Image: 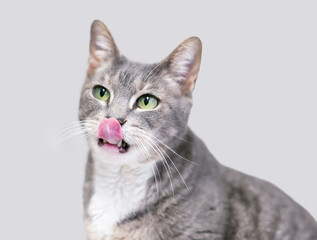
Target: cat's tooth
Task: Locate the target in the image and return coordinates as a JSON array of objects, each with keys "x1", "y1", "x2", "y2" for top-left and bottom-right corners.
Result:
[
  {"x1": 103, "y1": 139, "x2": 107, "y2": 144},
  {"x1": 117, "y1": 140, "x2": 123, "y2": 148}
]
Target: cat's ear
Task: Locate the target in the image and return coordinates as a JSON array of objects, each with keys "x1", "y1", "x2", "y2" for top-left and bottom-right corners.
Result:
[
  {"x1": 165, "y1": 37, "x2": 202, "y2": 96},
  {"x1": 88, "y1": 20, "x2": 119, "y2": 73}
]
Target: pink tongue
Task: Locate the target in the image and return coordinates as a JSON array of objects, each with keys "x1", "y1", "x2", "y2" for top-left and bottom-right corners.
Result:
[{"x1": 98, "y1": 118, "x2": 122, "y2": 145}]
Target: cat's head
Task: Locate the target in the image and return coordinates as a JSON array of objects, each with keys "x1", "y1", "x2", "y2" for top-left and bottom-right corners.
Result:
[{"x1": 79, "y1": 20, "x2": 202, "y2": 165}]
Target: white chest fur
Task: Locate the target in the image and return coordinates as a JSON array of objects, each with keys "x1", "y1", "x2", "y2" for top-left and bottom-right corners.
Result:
[{"x1": 86, "y1": 163, "x2": 153, "y2": 239}]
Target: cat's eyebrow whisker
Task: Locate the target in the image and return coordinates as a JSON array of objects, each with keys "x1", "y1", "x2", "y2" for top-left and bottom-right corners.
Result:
[
  {"x1": 143, "y1": 58, "x2": 167, "y2": 82},
  {"x1": 121, "y1": 72, "x2": 128, "y2": 82}
]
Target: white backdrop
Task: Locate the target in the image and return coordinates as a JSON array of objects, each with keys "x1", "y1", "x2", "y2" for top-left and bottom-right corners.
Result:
[{"x1": 0, "y1": 1, "x2": 316, "y2": 239}]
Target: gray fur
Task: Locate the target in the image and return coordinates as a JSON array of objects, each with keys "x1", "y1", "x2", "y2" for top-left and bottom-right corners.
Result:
[{"x1": 79, "y1": 20, "x2": 317, "y2": 240}]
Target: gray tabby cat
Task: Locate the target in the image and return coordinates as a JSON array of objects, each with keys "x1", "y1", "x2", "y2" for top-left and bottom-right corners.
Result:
[{"x1": 79, "y1": 20, "x2": 317, "y2": 240}]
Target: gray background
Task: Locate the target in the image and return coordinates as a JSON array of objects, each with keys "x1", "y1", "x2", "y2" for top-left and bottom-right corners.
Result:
[{"x1": 0, "y1": 1, "x2": 316, "y2": 239}]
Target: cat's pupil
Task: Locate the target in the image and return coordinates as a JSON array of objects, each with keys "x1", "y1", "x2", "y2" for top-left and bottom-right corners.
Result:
[
  {"x1": 100, "y1": 88, "x2": 106, "y2": 97},
  {"x1": 144, "y1": 96, "x2": 150, "y2": 105}
]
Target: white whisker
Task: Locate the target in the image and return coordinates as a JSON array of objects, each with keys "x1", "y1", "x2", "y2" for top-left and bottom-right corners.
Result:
[
  {"x1": 137, "y1": 135, "x2": 175, "y2": 196},
  {"x1": 53, "y1": 127, "x2": 93, "y2": 143},
  {"x1": 129, "y1": 128, "x2": 190, "y2": 192},
  {"x1": 141, "y1": 129, "x2": 198, "y2": 165},
  {"x1": 135, "y1": 137, "x2": 162, "y2": 182},
  {"x1": 143, "y1": 59, "x2": 168, "y2": 82},
  {"x1": 141, "y1": 134, "x2": 189, "y2": 192},
  {"x1": 52, "y1": 120, "x2": 98, "y2": 147},
  {"x1": 135, "y1": 137, "x2": 159, "y2": 197}
]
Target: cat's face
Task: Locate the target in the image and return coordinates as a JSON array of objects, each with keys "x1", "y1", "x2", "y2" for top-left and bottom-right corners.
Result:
[{"x1": 79, "y1": 20, "x2": 202, "y2": 165}]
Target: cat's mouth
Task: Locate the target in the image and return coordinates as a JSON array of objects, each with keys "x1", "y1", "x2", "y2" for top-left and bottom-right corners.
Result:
[{"x1": 98, "y1": 138, "x2": 130, "y2": 153}]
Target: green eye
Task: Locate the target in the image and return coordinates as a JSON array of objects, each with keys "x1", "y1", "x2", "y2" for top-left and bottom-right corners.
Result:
[
  {"x1": 137, "y1": 95, "x2": 159, "y2": 110},
  {"x1": 92, "y1": 86, "x2": 110, "y2": 101}
]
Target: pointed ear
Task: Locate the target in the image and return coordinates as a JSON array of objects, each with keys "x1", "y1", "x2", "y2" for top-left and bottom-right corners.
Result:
[
  {"x1": 88, "y1": 20, "x2": 119, "y2": 73},
  {"x1": 166, "y1": 37, "x2": 202, "y2": 96}
]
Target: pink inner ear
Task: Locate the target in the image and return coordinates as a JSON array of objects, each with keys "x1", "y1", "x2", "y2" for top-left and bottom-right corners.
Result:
[
  {"x1": 98, "y1": 118, "x2": 122, "y2": 144},
  {"x1": 167, "y1": 37, "x2": 202, "y2": 96}
]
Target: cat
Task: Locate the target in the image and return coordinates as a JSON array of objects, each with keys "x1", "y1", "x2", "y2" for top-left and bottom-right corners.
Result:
[{"x1": 79, "y1": 20, "x2": 317, "y2": 240}]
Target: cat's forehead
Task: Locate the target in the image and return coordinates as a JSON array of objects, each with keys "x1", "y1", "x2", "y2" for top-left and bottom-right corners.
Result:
[{"x1": 103, "y1": 61, "x2": 165, "y2": 94}]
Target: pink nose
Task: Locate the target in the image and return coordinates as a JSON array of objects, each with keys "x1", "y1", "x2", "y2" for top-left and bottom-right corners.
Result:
[{"x1": 98, "y1": 118, "x2": 122, "y2": 144}]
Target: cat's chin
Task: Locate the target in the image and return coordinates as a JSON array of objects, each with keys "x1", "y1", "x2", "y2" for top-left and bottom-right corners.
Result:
[
  {"x1": 88, "y1": 137, "x2": 142, "y2": 165},
  {"x1": 98, "y1": 138, "x2": 130, "y2": 153}
]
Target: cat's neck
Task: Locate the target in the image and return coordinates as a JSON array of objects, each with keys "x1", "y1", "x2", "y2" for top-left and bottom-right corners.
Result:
[
  {"x1": 85, "y1": 128, "x2": 201, "y2": 239},
  {"x1": 86, "y1": 160, "x2": 154, "y2": 238}
]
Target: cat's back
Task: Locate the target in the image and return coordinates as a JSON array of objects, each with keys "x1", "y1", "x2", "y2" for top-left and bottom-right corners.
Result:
[
  {"x1": 189, "y1": 133, "x2": 317, "y2": 239},
  {"x1": 220, "y1": 165, "x2": 317, "y2": 239}
]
